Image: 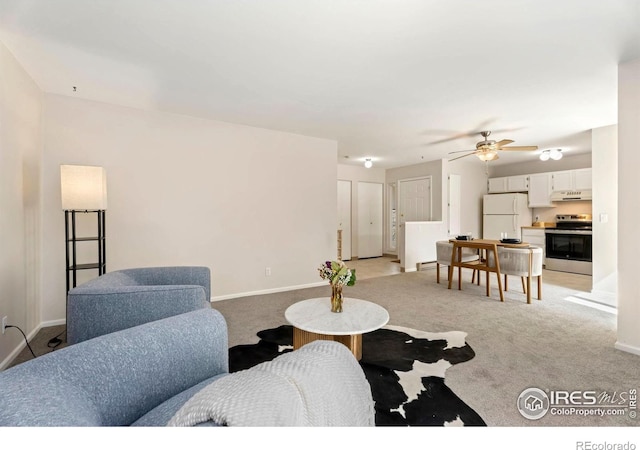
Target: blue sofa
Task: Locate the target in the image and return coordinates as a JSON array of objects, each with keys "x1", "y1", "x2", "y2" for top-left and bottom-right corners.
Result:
[
  {"x1": 0, "y1": 309, "x2": 228, "y2": 426},
  {"x1": 0, "y1": 308, "x2": 375, "y2": 426},
  {"x1": 67, "y1": 266, "x2": 211, "y2": 344}
]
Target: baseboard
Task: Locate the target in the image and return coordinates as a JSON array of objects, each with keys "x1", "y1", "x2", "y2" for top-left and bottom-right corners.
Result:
[
  {"x1": 1, "y1": 317, "x2": 66, "y2": 370},
  {"x1": 41, "y1": 318, "x2": 66, "y2": 327},
  {"x1": 614, "y1": 341, "x2": 640, "y2": 356},
  {"x1": 210, "y1": 281, "x2": 327, "y2": 302},
  {"x1": 0, "y1": 323, "x2": 43, "y2": 371}
]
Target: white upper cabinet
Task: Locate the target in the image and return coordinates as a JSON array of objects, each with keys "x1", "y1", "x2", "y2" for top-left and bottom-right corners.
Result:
[
  {"x1": 551, "y1": 168, "x2": 592, "y2": 191},
  {"x1": 528, "y1": 172, "x2": 554, "y2": 207},
  {"x1": 551, "y1": 170, "x2": 573, "y2": 191},
  {"x1": 489, "y1": 168, "x2": 591, "y2": 207},
  {"x1": 507, "y1": 175, "x2": 529, "y2": 192},
  {"x1": 488, "y1": 177, "x2": 508, "y2": 193},
  {"x1": 573, "y1": 168, "x2": 592, "y2": 190},
  {"x1": 488, "y1": 175, "x2": 529, "y2": 193}
]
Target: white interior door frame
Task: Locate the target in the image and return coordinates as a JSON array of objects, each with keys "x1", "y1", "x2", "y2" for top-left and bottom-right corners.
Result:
[
  {"x1": 386, "y1": 182, "x2": 397, "y2": 253},
  {"x1": 337, "y1": 179, "x2": 352, "y2": 260}
]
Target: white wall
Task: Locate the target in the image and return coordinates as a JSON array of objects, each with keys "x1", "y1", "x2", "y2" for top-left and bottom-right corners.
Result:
[
  {"x1": 40, "y1": 95, "x2": 338, "y2": 321},
  {"x1": 337, "y1": 164, "x2": 385, "y2": 257},
  {"x1": 591, "y1": 125, "x2": 617, "y2": 301},
  {"x1": 446, "y1": 158, "x2": 487, "y2": 239},
  {"x1": 0, "y1": 41, "x2": 42, "y2": 368},
  {"x1": 617, "y1": 59, "x2": 640, "y2": 355}
]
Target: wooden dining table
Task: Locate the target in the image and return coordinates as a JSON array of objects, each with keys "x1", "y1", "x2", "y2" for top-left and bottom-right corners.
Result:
[{"x1": 447, "y1": 239, "x2": 530, "y2": 302}]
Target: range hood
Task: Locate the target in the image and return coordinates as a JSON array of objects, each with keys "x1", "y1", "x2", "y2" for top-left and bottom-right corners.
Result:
[{"x1": 550, "y1": 189, "x2": 592, "y2": 202}]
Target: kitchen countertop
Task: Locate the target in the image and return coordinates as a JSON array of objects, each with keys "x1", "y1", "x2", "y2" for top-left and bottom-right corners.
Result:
[{"x1": 523, "y1": 223, "x2": 556, "y2": 229}]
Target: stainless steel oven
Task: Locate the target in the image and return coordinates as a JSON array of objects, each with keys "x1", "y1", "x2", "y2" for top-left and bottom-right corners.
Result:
[{"x1": 545, "y1": 214, "x2": 592, "y2": 275}]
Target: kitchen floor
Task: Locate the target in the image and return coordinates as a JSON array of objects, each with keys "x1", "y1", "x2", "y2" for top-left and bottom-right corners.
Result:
[{"x1": 348, "y1": 255, "x2": 593, "y2": 293}]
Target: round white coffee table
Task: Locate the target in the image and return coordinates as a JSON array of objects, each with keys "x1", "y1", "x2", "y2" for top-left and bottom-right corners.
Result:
[{"x1": 284, "y1": 297, "x2": 389, "y2": 360}]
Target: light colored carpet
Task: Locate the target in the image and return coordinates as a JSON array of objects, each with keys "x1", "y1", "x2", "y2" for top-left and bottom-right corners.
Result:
[{"x1": 212, "y1": 266, "x2": 640, "y2": 427}]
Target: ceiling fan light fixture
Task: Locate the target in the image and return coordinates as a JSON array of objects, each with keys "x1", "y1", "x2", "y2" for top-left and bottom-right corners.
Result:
[
  {"x1": 540, "y1": 149, "x2": 562, "y2": 161},
  {"x1": 550, "y1": 149, "x2": 563, "y2": 160},
  {"x1": 364, "y1": 158, "x2": 373, "y2": 168},
  {"x1": 476, "y1": 151, "x2": 498, "y2": 162}
]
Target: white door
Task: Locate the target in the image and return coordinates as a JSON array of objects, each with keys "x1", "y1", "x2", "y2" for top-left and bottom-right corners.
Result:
[
  {"x1": 337, "y1": 180, "x2": 352, "y2": 261},
  {"x1": 357, "y1": 182, "x2": 383, "y2": 258},
  {"x1": 399, "y1": 177, "x2": 431, "y2": 224}
]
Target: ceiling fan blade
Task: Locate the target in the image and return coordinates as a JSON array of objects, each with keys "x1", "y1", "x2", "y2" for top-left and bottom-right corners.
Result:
[
  {"x1": 485, "y1": 126, "x2": 525, "y2": 135},
  {"x1": 448, "y1": 152, "x2": 476, "y2": 162},
  {"x1": 500, "y1": 145, "x2": 538, "y2": 151},
  {"x1": 427, "y1": 119, "x2": 499, "y2": 145},
  {"x1": 496, "y1": 139, "x2": 514, "y2": 148},
  {"x1": 448, "y1": 148, "x2": 476, "y2": 154},
  {"x1": 429, "y1": 133, "x2": 477, "y2": 145}
]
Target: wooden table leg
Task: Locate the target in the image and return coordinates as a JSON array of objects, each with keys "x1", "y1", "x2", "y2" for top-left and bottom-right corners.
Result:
[
  {"x1": 496, "y1": 272, "x2": 505, "y2": 302},
  {"x1": 486, "y1": 270, "x2": 490, "y2": 296},
  {"x1": 526, "y1": 250, "x2": 532, "y2": 304},
  {"x1": 448, "y1": 245, "x2": 456, "y2": 290},
  {"x1": 538, "y1": 275, "x2": 542, "y2": 300},
  {"x1": 293, "y1": 327, "x2": 362, "y2": 360},
  {"x1": 335, "y1": 334, "x2": 362, "y2": 361},
  {"x1": 457, "y1": 248, "x2": 462, "y2": 290}
]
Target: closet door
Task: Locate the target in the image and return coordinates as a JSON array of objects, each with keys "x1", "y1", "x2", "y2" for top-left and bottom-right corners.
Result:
[
  {"x1": 337, "y1": 180, "x2": 352, "y2": 260},
  {"x1": 357, "y1": 182, "x2": 383, "y2": 258}
]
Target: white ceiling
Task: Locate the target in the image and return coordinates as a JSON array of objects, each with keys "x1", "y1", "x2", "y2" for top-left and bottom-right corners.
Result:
[{"x1": 1, "y1": 0, "x2": 639, "y2": 168}]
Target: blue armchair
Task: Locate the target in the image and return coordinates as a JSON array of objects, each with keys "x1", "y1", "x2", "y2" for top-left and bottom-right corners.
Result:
[
  {"x1": 67, "y1": 266, "x2": 211, "y2": 344},
  {"x1": 0, "y1": 309, "x2": 229, "y2": 426}
]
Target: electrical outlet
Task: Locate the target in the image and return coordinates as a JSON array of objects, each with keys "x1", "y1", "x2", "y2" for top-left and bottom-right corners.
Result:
[
  {"x1": 265, "y1": 267, "x2": 271, "y2": 277},
  {"x1": 1, "y1": 316, "x2": 7, "y2": 334}
]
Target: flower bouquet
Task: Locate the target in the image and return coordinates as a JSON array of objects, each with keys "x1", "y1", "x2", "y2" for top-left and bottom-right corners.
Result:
[{"x1": 318, "y1": 260, "x2": 356, "y2": 312}]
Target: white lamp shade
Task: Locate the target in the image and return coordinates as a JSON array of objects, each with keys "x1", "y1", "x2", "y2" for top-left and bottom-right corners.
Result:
[
  {"x1": 61, "y1": 165, "x2": 108, "y2": 210},
  {"x1": 477, "y1": 151, "x2": 498, "y2": 161},
  {"x1": 539, "y1": 151, "x2": 550, "y2": 161}
]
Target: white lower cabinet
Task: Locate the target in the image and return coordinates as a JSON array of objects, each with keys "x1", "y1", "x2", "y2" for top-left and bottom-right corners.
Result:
[{"x1": 521, "y1": 228, "x2": 546, "y2": 265}]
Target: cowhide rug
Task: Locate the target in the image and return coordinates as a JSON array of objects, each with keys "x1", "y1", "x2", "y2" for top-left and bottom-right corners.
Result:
[{"x1": 229, "y1": 324, "x2": 486, "y2": 426}]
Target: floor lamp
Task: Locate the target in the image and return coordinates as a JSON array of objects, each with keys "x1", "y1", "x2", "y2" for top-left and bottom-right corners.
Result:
[{"x1": 55, "y1": 165, "x2": 108, "y2": 346}]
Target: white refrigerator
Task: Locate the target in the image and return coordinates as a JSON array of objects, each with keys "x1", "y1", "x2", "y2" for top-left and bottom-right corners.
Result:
[{"x1": 482, "y1": 193, "x2": 532, "y2": 240}]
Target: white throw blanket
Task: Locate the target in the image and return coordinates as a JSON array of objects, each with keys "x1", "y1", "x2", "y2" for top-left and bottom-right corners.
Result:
[{"x1": 168, "y1": 340, "x2": 375, "y2": 427}]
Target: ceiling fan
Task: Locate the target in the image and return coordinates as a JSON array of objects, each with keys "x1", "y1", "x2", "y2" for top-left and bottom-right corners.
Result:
[{"x1": 449, "y1": 131, "x2": 538, "y2": 162}]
